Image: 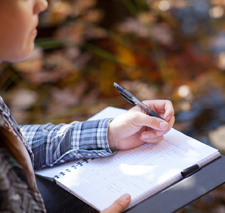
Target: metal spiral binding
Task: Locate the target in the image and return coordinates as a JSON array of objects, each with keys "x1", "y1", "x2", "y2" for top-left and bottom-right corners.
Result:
[{"x1": 54, "y1": 158, "x2": 93, "y2": 179}]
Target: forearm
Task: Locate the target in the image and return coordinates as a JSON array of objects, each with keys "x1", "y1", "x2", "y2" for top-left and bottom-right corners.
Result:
[{"x1": 20, "y1": 118, "x2": 114, "y2": 170}]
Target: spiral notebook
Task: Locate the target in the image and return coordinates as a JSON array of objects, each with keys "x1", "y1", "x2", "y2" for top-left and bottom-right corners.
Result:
[{"x1": 35, "y1": 107, "x2": 221, "y2": 211}]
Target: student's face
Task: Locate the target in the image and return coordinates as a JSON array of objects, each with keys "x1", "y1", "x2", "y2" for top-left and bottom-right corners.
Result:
[{"x1": 0, "y1": 0, "x2": 48, "y2": 63}]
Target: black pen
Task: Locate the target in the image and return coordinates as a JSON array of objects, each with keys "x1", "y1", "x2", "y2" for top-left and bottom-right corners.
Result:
[{"x1": 114, "y1": 82, "x2": 164, "y2": 120}]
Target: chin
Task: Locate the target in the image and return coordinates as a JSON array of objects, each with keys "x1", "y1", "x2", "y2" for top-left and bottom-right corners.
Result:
[
  {"x1": 8, "y1": 56, "x2": 30, "y2": 63},
  {"x1": 11, "y1": 47, "x2": 34, "y2": 63}
]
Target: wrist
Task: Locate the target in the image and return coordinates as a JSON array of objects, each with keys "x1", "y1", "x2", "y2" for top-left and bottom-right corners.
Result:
[{"x1": 108, "y1": 121, "x2": 119, "y2": 151}]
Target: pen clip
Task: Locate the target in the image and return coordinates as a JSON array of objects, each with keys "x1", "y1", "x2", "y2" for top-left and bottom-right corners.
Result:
[{"x1": 120, "y1": 93, "x2": 136, "y2": 105}]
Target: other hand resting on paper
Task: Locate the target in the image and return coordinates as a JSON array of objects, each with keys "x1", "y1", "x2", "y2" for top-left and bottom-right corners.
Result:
[
  {"x1": 108, "y1": 100, "x2": 175, "y2": 151},
  {"x1": 101, "y1": 194, "x2": 131, "y2": 213}
]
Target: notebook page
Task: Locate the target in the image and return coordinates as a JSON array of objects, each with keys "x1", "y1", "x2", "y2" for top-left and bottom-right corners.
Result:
[
  {"x1": 56, "y1": 128, "x2": 220, "y2": 211},
  {"x1": 88, "y1": 107, "x2": 127, "y2": 120}
]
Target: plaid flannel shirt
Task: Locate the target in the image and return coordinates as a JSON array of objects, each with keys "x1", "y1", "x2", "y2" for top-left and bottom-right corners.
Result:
[{"x1": 0, "y1": 96, "x2": 114, "y2": 212}]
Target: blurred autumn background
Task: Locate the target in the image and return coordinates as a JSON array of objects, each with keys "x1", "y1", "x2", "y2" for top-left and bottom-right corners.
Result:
[{"x1": 1, "y1": 0, "x2": 225, "y2": 212}]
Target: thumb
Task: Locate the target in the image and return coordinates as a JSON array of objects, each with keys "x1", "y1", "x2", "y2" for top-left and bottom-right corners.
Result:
[{"x1": 101, "y1": 194, "x2": 131, "y2": 213}]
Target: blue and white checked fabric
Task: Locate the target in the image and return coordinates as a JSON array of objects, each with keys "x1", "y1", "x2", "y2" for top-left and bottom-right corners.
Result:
[{"x1": 20, "y1": 118, "x2": 114, "y2": 170}]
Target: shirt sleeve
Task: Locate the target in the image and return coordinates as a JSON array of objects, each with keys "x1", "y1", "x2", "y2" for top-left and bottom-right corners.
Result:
[{"x1": 20, "y1": 118, "x2": 115, "y2": 170}]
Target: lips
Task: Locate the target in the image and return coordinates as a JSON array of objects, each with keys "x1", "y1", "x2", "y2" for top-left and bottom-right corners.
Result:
[
  {"x1": 30, "y1": 28, "x2": 37, "y2": 36},
  {"x1": 30, "y1": 23, "x2": 38, "y2": 36}
]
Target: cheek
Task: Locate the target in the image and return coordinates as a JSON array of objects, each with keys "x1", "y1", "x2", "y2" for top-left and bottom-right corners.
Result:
[{"x1": 0, "y1": 0, "x2": 35, "y2": 62}]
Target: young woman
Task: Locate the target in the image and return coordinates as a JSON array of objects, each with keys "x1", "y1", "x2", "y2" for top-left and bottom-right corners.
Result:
[{"x1": 0, "y1": 0, "x2": 175, "y2": 212}]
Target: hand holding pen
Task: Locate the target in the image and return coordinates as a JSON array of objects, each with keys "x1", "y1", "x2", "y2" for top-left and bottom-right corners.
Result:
[{"x1": 107, "y1": 82, "x2": 175, "y2": 151}]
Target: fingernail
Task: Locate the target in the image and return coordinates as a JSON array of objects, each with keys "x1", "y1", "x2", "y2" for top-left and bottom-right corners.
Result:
[
  {"x1": 141, "y1": 133, "x2": 149, "y2": 140},
  {"x1": 156, "y1": 130, "x2": 165, "y2": 136},
  {"x1": 122, "y1": 193, "x2": 131, "y2": 201},
  {"x1": 159, "y1": 121, "x2": 168, "y2": 130}
]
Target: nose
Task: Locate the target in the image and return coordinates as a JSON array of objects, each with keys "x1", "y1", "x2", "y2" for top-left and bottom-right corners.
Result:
[{"x1": 34, "y1": 0, "x2": 48, "y2": 14}]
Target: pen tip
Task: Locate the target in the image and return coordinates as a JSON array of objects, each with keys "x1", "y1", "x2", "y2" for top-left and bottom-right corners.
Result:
[{"x1": 113, "y1": 82, "x2": 118, "y2": 87}]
